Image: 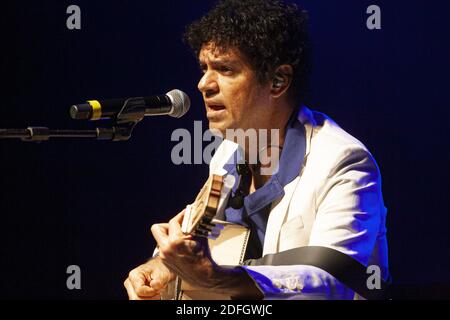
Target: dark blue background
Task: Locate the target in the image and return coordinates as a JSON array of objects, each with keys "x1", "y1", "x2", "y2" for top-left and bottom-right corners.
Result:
[{"x1": 0, "y1": 0, "x2": 449, "y2": 299}]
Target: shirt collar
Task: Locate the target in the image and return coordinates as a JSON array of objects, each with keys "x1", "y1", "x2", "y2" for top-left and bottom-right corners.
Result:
[{"x1": 222, "y1": 108, "x2": 307, "y2": 215}]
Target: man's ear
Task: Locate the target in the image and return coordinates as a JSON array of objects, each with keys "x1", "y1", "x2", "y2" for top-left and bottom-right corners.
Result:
[{"x1": 270, "y1": 65, "x2": 293, "y2": 98}]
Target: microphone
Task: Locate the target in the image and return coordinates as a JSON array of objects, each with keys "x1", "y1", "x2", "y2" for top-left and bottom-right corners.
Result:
[{"x1": 70, "y1": 89, "x2": 190, "y2": 120}]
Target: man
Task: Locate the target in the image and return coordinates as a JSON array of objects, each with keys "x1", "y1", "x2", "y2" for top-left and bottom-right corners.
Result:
[{"x1": 124, "y1": 0, "x2": 389, "y2": 300}]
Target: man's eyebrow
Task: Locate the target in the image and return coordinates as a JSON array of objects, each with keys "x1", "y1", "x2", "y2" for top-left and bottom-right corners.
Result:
[{"x1": 198, "y1": 58, "x2": 239, "y2": 67}]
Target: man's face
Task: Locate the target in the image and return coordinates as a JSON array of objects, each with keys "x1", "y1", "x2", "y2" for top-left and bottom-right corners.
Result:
[{"x1": 197, "y1": 43, "x2": 272, "y2": 135}]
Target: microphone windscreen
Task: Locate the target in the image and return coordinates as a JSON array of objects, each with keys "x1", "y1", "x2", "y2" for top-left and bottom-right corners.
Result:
[{"x1": 167, "y1": 89, "x2": 190, "y2": 118}]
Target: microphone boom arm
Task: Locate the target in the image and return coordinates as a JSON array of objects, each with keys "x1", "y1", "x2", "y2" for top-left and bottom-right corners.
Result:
[{"x1": 0, "y1": 97, "x2": 147, "y2": 142}]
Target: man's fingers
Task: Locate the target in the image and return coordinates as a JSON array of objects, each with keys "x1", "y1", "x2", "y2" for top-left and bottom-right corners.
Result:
[
  {"x1": 127, "y1": 270, "x2": 146, "y2": 292},
  {"x1": 150, "y1": 223, "x2": 169, "y2": 235},
  {"x1": 151, "y1": 223, "x2": 170, "y2": 249},
  {"x1": 150, "y1": 265, "x2": 172, "y2": 290},
  {"x1": 124, "y1": 278, "x2": 140, "y2": 300},
  {"x1": 168, "y1": 210, "x2": 186, "y2": 242},
  {"x1": 152, "y1": 210, "x2": 191, "y2": 255},
  {"x1": 173, "y1": 209, "x2": 186, "y2": 224},
  {"x1": 125, "y1": 272, "x2": 162, "y2": 300},
  {"x1": 149, "y1": 269, "x2": 166, "y2": 290},
  {"x1": 125, "y1": 278, "x2": 161, "y2": 300},
  {"x1": 135, "y1": 284, "x2": 160, "y2": 297},
  {"x1": 149, "y1": 278, "x2": 165, "y2": 291}
]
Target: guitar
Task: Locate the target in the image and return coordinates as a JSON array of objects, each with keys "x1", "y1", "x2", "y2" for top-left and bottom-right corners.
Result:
[{"x1": 160, "y1": 173, "x2": 251, "y2": 300}]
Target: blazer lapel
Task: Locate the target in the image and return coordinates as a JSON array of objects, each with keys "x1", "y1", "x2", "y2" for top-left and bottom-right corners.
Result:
[
  {"x1": 263, "y1": 176, "x2": 301, "y2": 255},
  {"x1": 263, "y1": 107, "x2": 315, "y2": 255}
]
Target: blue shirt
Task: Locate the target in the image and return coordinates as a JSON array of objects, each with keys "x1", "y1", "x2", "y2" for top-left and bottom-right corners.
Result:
[{"x1": 222, "y1": 113, "x2": 307, "y2": 257}]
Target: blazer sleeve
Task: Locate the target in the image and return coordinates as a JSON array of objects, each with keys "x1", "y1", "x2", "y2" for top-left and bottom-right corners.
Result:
[{"x1": 240, "y1": 145, "x2": 387, "y2": 300}]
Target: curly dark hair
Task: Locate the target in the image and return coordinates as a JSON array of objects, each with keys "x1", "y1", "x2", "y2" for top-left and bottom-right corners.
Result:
[{"x1": 184, "y1": 0, "x2": 311, "y2": 105}]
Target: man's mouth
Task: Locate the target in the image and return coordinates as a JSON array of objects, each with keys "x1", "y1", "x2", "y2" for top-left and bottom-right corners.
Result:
[{"x1": 207, "y1": 104, "x2": 226, "y2": 111}]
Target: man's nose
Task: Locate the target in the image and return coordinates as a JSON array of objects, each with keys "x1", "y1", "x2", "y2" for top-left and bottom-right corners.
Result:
[{"x1": 198, "y1": 72, "x2": 219, "y2": 98}]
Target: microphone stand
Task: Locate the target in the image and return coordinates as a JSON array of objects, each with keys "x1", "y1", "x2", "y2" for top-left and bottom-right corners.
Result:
[{"x1": 0, "y1": 97, "x2": 146, "y2": 142}]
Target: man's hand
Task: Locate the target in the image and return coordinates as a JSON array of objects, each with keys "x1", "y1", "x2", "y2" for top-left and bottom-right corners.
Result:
[
  {"x1": 150, "y1": 211, "x2": 218, "y2": 289},
  {"x1": 123, "y1": 255, "x2": 175, "y2": 300},
  {"x1": 126, "y1": 210, "x2": 262, "y2": 299}
]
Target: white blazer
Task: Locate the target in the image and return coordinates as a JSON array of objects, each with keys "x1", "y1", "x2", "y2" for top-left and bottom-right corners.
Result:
[{"x1": 209, "y1": 106, "x2": 389, "y2": 300}]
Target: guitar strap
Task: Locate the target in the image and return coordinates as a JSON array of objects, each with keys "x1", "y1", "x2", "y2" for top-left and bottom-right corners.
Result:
[{"x1": 243, "y1": 245, "x2": 390, "y2": 300}]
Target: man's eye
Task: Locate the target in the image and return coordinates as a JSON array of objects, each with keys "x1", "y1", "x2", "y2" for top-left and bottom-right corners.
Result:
[{"x1": 220, "y1": 66, "x2": 233, "y2": 73}]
